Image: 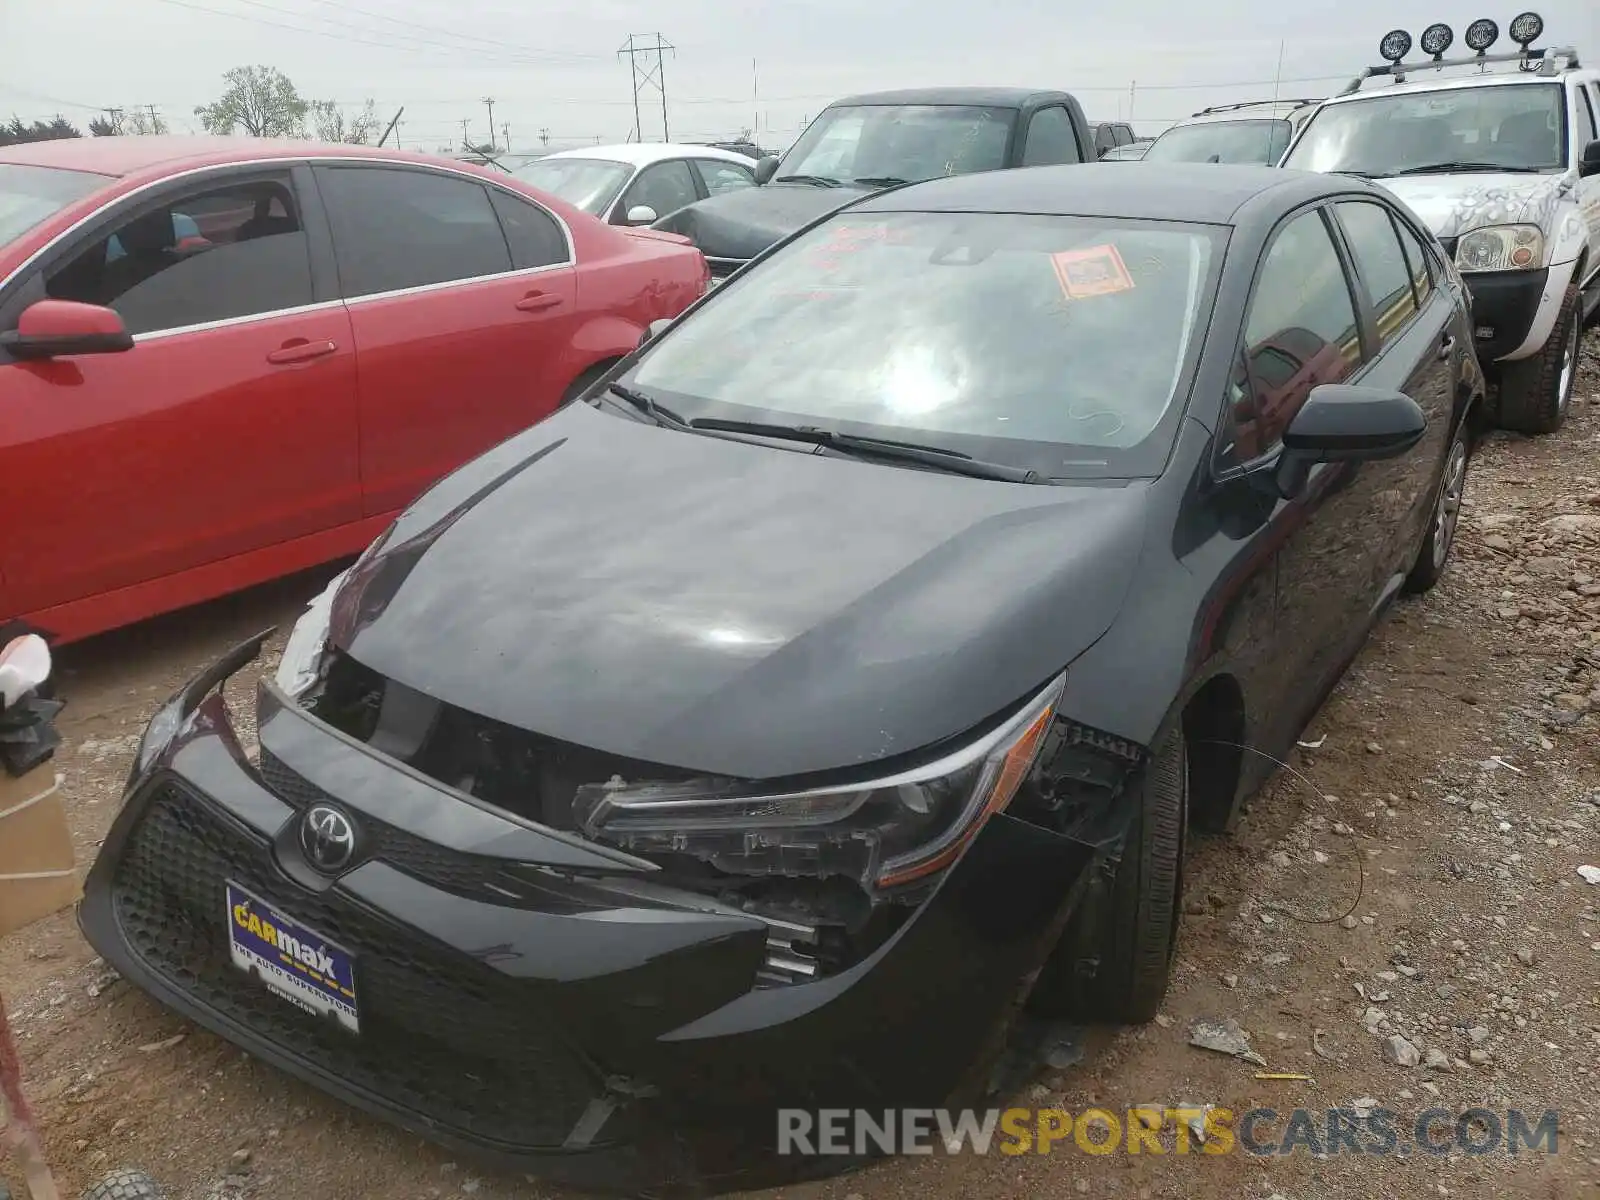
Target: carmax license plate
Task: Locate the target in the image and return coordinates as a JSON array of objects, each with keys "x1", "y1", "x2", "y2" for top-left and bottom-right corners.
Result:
[{"x1": 226, "y1": 882, "x2": 359, "y2": 1034}]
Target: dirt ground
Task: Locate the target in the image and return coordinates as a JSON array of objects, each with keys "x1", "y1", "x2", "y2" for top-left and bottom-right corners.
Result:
[{"x1": 4, "y1": 340, "x2": 1600, "y2": 1200}]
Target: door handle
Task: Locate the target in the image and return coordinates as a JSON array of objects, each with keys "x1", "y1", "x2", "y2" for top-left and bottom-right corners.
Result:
[
  {"x1": 1437, "y1": 334, "x2": 1455, "y2": 362},
  {"x1": 515, "y1": 291, "x2": 564, "y2": 313},
  {"x1": 267, "y1": 339, "x2": 337, "y2": 365}
]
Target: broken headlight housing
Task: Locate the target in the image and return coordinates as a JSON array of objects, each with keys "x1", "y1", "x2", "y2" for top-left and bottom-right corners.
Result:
[
  {"x1": 573, "y1": 673, "x2": 1065, "y2": 892},
  {"x1": 1455, "y1": 224, "x2": 1544, "y2": 273}
]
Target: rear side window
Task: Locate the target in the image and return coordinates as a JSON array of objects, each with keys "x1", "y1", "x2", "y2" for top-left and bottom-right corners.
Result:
[
  {"x1": 1224, "y1": 209, "x2": 1361, "y2": 464},
  {"x1": 696, "y1": 159, "x2": 756, "y2": 195},
  {"x1": 43, "y1": 174, "x2": 312, "y2": 336},
  {"x1": 1022, "y1": 107, "x2": 1084, "y2": 165},
  {"x1": 1335, "y1": 201, "x2": 1420, "y2": 348},
  {"x1": 488, "y1": 189, "x2": 569, "y2": 270},
  {"x1": 318, "y1": 166, "x2": 512, "y2": 298}
]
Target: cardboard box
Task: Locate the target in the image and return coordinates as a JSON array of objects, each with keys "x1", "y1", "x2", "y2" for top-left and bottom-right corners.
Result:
[{"x1": 0, "y1": 768, "x2": 79, "y2": 938}]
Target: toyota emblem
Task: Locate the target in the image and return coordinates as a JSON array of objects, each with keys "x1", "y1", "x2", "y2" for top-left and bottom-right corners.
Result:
[{"x1": 300, "y1": 804, "x2": 358, "y2": 874}]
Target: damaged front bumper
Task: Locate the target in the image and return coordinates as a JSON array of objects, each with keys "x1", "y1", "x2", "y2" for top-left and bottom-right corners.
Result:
[{"x1": 80, "y1": 633, "x2": 1101, "y2": 1194}]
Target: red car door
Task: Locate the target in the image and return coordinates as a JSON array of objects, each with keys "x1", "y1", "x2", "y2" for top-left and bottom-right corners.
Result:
[
  {"x1": 312, "y1": 163, "x2": 581, "y2": 516},
  {"x1": 0, "y1": 166, "x2": 361, "y2": 634}
]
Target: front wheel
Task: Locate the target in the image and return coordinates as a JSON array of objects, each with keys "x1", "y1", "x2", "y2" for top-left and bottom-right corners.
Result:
[
  {"x1": 1404, "y1": 421, "x2": 1471, "y2": 594},
  {"x1": 1028, "y1": 726, "x2": 1186, "y2": 1023},
  {"x1": 1496, "y1": 283, "x2": 1581, "y2": 435},
  {"x1": 80, "y1": 1170, "x2": 165, "y2": 1200}
]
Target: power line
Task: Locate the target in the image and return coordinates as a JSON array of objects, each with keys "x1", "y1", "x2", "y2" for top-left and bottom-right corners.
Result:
[
  {"x1": 142, "y1": 0, "x2": 605, "y2": 68},
  {"x1": 290, "y1": 0, "x2": 603, "y2": 62}
]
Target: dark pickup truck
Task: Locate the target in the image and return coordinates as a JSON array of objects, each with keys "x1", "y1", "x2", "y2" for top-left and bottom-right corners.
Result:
[{"x1": 652, "y1": 86, "x2": 1095, "y2": 282}]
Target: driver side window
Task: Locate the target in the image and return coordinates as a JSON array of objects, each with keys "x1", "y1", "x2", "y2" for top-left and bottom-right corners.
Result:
[
  {"x1": 44, "y1": 174, "x2": 312, "y2": 336},
  {"x1": 615, "y1": 161, "x2": 698, "y2": 224},
  {"x1": 1222, "y1": 208, "x2": 1363, "y2": 467}
]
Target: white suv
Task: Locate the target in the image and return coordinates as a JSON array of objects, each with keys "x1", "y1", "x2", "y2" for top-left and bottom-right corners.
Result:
[{"x1": 1282, "y1": 19, "x2": 1600, "y2": 434}]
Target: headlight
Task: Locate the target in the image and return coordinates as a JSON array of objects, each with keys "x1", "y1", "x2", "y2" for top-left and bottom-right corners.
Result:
[
  {"x1": 573, "y1": 673, "x2": 1065, "y2": 891},
  {"x1": 274, "y1": 569, "x2": 348, "y2": 700},
  {"x1": 1455, "y1": 224, "x2": 1544, "y2": 272}
]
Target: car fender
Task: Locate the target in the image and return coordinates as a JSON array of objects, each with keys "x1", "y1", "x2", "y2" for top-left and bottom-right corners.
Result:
[{"x1": 1505, "y1": 252, "x2": 1581, "y2": 360}]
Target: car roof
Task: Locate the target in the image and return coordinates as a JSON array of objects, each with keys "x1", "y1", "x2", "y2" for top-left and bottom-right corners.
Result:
[
  {"x1": 827, "y1": 87, "x2": 1069, "y2": 109},
  {"x1": 1321, "y1": 68, "x2": 1589, "y2": 107},
  {"x1": 0, "y1": 135, "x2": 514, "y2": 179},
  {"x1": 854, "y1": 162, "x2": 1370, "y2": 224},
  {"x1": 536, "y1": 142, "x2": 754, "y2": 168},
  {"x1": 1181, "y1": 104, "x2": 1311, "y2": 126}
]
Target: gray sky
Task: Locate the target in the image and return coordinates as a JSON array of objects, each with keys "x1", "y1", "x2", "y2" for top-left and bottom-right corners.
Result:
[{"x1": 3, "y1": 0, "x2": 1597, "y2": 152}]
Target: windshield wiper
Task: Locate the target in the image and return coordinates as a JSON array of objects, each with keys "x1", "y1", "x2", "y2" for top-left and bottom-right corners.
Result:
[
  {"x1": 773, "y1": 174, "x2": 842, "y2": 187},
  {"x1": 687, "y1": 418, "x2": 1041, "y2": 483},
  {"x1": 1377, "y1": 162, "x2": 1545, "y2": 177},
  {"x1": 601, "y1": 383, "x2": 691, "y2": 429},
  {"x1": 852, "y1": 176, "x2": 912, "y2": 188}
]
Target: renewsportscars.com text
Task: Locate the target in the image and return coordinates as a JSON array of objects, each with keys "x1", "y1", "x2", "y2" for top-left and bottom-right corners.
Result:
[{"x1": 777, "y1": 1106, "x2": 1559, "y2": 1157}]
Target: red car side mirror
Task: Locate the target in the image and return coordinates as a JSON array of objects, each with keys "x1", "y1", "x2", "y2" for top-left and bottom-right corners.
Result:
[{"x1": 0, "y1": 299, "x2": 134, "y2": 361}]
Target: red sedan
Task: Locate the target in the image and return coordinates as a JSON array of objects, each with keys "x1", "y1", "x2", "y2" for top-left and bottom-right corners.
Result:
[{"x1": 0, "y1": 136, "x2": 709, "y2": 643}]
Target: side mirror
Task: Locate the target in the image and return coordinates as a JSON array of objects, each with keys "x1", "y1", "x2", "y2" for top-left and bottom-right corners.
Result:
[
  {"x1": 1273, "y1": 384, "x2": 1425, "y2": 496},
  {"x1": 753, "y1": 155, "x2": 780, "y2": 185},
  {"x1": 625, "y1": 204, "x2": 659, "y2": 226},
  {"x1": 0, "y1": 300, "x2": 133, "y2": 361},
  {"x1": 639, "y1": 317, "x2": 674, "y2": 348},
  {"x1": 1579, "y1": 138, "x2": 1600, "y2": 179}
]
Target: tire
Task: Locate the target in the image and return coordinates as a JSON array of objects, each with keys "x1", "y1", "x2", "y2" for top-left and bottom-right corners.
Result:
[
  {"x1": 1496, "y1": 283, "x2": 1581, "y2": 435},
  {"x1": 1404, "y1": 420, "x2": 1470, "y2": 594},
  {"x1": 1028, "y1": 726, "x2": 1187, "y2": 1024},
  {"x1": 80, "y1": 1170, "x2": 165, "y2": 1200}
]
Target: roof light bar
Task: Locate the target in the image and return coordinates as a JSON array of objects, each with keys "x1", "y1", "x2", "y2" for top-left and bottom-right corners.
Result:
[
  {"x1": 1420, "y1": 22, "x2": 1454, "y2": 59},
  {"x1": 1464, "y1": 17, "x2": 1500, "y2": 52},
  {"x1": 1508, "y1": 10, "x2": 1543, "y2": 47},
  {"x1": 1379, "y1": 29, "x2": 1413, "y2": 62}
]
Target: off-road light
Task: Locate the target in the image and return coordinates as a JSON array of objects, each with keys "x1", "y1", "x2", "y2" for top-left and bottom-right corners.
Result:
[
  {"x1": 1420, "y1": 23, "x2": 1454, "y2": 58},
  {"x1": 1508, "y1": 11, "x2": 1543, "y2": 47},
  {"x1": 1379, "y1": 29, "x2": 1413, "y2": 62},
  {"x1": 1465, "y1": 18, "x2": 1499, "y2": 52}
]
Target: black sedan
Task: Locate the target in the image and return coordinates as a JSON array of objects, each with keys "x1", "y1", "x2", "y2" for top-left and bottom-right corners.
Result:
[{"x1": 81, "y1": 163, "x2": 1482, "y2": 1194}]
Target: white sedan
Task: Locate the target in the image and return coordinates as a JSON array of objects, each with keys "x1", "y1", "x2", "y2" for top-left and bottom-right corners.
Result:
[{"x1": 512, "y1": 143, "x2": 757, "y2": 227}]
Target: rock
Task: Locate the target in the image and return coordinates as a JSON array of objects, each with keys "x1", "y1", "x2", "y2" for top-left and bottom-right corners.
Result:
[
  {"x1": 1469, "y1": 1048, "x2": 1492, "y2": 1065},
  {"x1": 137, "y1": 1033, "x2": 187, "y2": 1054},
  {"x1": 1384, "y1": 1035, "x2": 1422, "y2": 1067},
  {"x1": 230, "y1": 1148, "x2": 252, "y2": 1168},
  {"x1": 1527, "y1": 556, "x2": 1568, "y2": 577},
  {"x1": 1467, "y1": 1025, "x2": 1491, "y2": 1044},
  {"x1": 1154, "y1": 1013, "x2": 1172, "y2": 1027},
  {"x1": 1545, "y1": 514, "x2": 1600, "y2": 540},
  {"x1": 1578, "y1": 865, "x2": 1600, "y2": 885},
  {"x1": 1351, "y1": 1096, "x2": 1380, "y2": 1119},
  {"x1": 1269, "y1": 850, "x2": 1292, "y2": 869},
  {"x1": 1483, "y1": 534, "x2": 1515, "y2": 552},
  {"x1": 1263, "y1": 952, "x2": 1290, "y2": 967},
  {"x1": 1221, "y1": 973, "x2": 1239, "y2": 989},
  {"x1": 1366, "y1": 741, "x2": 1383, "y2": 754},
  {"x1": 1425, "y1": 1047, "x2": 1453, "y2": 1071},
  {"x1": 1340, "y1": 915, "x2": 1360, "y2": 930},
  {"x1": 1517, "y1": 948, "x2": 1536, "y2": 966},
  {"x1": 1189, "y1": 1017, "x2": 1268, "y2": 1067},
  {"x1": 1361, "y1": 1006, "x2": 1388, "y2": 1032}
]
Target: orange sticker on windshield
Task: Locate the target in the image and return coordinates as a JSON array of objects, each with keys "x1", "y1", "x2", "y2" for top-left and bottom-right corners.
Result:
[{"x1": 1050, "y1": 244, "x2": 1135, "y2": 300}]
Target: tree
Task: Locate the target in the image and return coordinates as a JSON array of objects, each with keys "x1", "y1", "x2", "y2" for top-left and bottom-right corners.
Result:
[
  {"x1": 195, "y1": 66, "x2": 307, "y2": 138},
  {"x1": 311, "y1": 98, "x2": 379, "y2": 145},
  {"x1": 0, "y1": 115, "x2": 81, "y2": 146},
  {"x1": 89, "y1": 114, "x2": 119, "y2": 137}
]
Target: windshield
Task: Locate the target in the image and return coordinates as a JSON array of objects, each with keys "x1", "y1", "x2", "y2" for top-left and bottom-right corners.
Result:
[
  {"x1": 776, "y1": 104, "x2": 1016, "y2": 185},
  {"x1": 1145, "y1": 119, "x2": 1292, "y2": 165},
  {"x1": 1283, "y1": 82, "x2": 1566, "y2": 176},
  {"x1": 626, "y1": 211, "x2": 1223, "y2": 478},
  {"x1": 513, "y1": 157, "x2": 633, "y2": 214},
  {"x1": 0, "y1": 164, "x2": 105, "y2": 246}
]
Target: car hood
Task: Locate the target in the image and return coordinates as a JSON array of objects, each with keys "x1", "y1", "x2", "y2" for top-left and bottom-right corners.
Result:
[
  {"x1": 329, "y1": 404, "x2": 1151, "y2": 781},
  {"x1": 1378, "y1": 173, "x2": 1568, "y2": 240},
  {"x1": 649, "y1": 181, "x2": 874, "y2": 261}
]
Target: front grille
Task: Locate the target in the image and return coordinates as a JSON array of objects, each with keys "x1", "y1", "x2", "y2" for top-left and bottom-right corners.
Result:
[
  {"x1": 258, "y1": 748, "x2": 513, "y2": 897},
  {"x1": 110, "y1": 782, "x2": 602, "y2": 1150}
]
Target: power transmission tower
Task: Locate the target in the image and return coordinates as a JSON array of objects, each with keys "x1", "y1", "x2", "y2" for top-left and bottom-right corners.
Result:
[
  {"x1": 618, "y1": 33, "x2": 674, "y2": 142},
  {"x1": 482, "y1": 97, "x2": 497, "y2": 151},
  {"x1": 103, "y1": 107, "x2": 125, "y2": 135}
]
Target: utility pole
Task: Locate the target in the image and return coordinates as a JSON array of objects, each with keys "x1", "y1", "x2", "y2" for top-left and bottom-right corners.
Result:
[
  {"x1": 539, "y1": 126, "x2": 550, "y2": 147},
  {"x1": 752, "y1": 58, "x2": 758, "y2": 143},
  {"x1": 376, "y1": 105, "x2": 404, "y2": 148},
  {"x1": 618, "y1": 33, "x2": 674, "y2": 142},
  {"x1": 501, "y1": 121, "x2": 511, "y2": 152},
  {"x1": 482, "y1": 97, "x2": 497, "y2": 151},
  {"x1": 1128, "y1": 80, "x2": 1137, "y2": 124},
  {"x1": 104, "y1": 107, "x2": 125, "y2": 135},
  {"x1": 460, "y1": 118, "x2": 471, "y2": 151}
]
